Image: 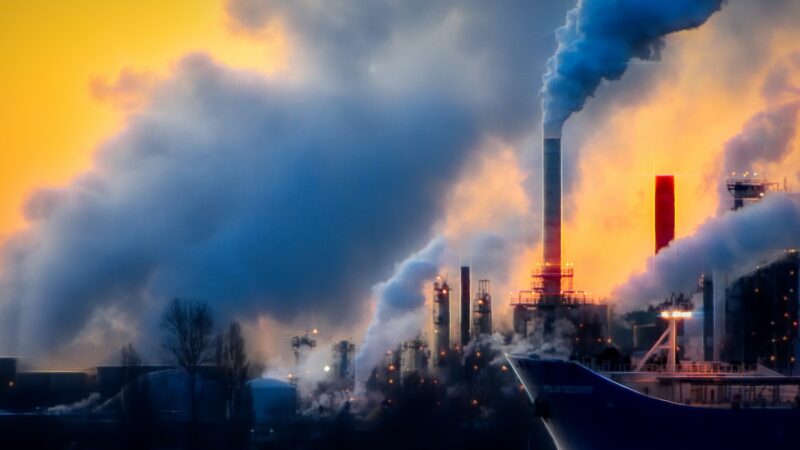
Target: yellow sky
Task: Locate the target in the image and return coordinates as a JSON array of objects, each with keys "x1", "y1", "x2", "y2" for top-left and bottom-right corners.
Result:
[
  {"x1": 553, "y1": 26, "x2": 800, "y2": 300},
  {"x1": 0, "y1": 0, "x2": 285, "y2": 235},
  {"x1": 2, "y1": 1, "x2": 797, "y2": 313}
]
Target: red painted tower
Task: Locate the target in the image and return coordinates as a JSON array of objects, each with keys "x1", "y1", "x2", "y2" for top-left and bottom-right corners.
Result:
[{"x1": 655, "y1": 175, "x2": 675, "y2": 254}]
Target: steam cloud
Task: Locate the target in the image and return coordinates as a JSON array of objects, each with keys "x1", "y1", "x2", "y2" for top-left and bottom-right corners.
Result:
[
  {"x1": 614, "y1": 193, "x2": 800, "y2": 310},
  {"x1": 0, "y1": 1, "x2": 578, "y2": 361},
  {"x1": 0, "y1": 56, "x2": 477, "y2": 357},
  {"x1": 542, "y1": 0, "x2": 723, "y2": 136},
  {"x1": 355, "y1": 237, "x2": 446, "y2": 384},
  {"x1": 718, "y1": 56, "x2": 800, "y2": 211},
  {"x1": 615, "y1": 55, "x2": 800, "y2": 311},
  {"x1": 723, "y1": 102, "x2": 800, "y2": 177}
]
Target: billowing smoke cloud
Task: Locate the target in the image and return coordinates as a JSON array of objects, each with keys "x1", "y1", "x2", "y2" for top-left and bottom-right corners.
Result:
[
  {"x1": 723, "y1": 102, "x2": 800, "y2": 175},
  {"x1": 355, "y1": 237, "x2": 446, "y2": 384},
  {"x1": 614, "y1": 55, "x2": 800, "y2": 311},
  {"x1": 1, "y1": 1, "x2": 586, "y2": 362},
  {"x1": 718, "y1": 57, "x2": 800, "y2": 211},
  {"x1": 0, "y1": 56, "x2": 477, "y2": 357},
  {"x1": 614, "y1": 193, "x2": 800, "y2": 310},
  {"x1": 542, "y1": 0, "x2": 723, "y2": 136}
]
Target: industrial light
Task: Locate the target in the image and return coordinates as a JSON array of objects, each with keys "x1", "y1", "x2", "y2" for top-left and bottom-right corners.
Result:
[
  {"x1": 660, "y1": 310, "x2": 692, "y2": 319},
  {"x1": 324, "y1": 365, "x2": 331, "y2": 372}
]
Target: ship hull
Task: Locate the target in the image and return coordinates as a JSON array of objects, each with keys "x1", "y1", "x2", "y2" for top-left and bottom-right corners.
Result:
[{"x1": 509, "y1": 356, "x2": 800, "y2": 450}]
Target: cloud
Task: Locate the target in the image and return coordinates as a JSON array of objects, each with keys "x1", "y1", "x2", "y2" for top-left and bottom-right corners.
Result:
[
  {"x1": 613, "y1": 193, "x2": 800, "y2": 311},
  {"x1": 541, "y1": 0, "x2": 723, "y2": 136},
  {"x1": 0, "y1": 54, "x2": 480, "y2": 357},
  {"x1": 2, "y1": 1, "x2": 589, "y2": 361},
  {"x1": 722, "y1": 101, "x2": 800, "y2": 177},
  {"x1": 89, "y1": 68, "x2": 158, "y2": 111},
  {"x1": 355, "y1": 237, "x2": 446, "y2": 383},
  {"x1": 4, "y1": 0, "x2": 790, "y2": 369},
  {"x1": 716, "y1": 54, "x2": 800, "y2": 211}
]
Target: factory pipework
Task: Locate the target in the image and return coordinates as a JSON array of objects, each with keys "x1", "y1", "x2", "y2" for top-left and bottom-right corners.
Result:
[{"x1": 543, "y1": 136, "x2": 562, "y2": 303}]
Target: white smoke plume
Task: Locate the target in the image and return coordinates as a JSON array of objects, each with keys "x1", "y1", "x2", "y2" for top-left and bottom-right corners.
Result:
[
  {"x1": 614, "y1": 193, "x2": 800, "y2": 311},
  {"x1": 723, "y1": 101, "x2": 800, "y2": 177},
  {"x1": 542, "y1": 0, "x2": 723, "y2": 136},
  {"x1": 355, "y1": 237, "x2": 447, "y2": 384},
  {"x1": 0, "y1": 0, "x2": 577, "y2": 364},
  {"x1": 718, "y1": 55, "x2": 800, "y2": 211},
  {"x1": 47, "y1": 393, "x2": 102, "y2": 415}
]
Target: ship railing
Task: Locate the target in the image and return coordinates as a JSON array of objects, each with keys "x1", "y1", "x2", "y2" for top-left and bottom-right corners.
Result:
[{"x1": 584, "y1": 362, "x2": 760, "y2": 374}]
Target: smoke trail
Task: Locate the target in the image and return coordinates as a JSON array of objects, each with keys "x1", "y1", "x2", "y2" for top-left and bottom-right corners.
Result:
[
  {"x1": 717, "y1": 101, "x2": 800, "y2": 210},
  {"x1": 717, "y1": 57, "x2": 800, "y2": 211},
  {"x1": 723, "y1": 101, "x2": 800, "y2": 176},
  {"x1": 355, "y1": 237, "x2": 446, "y2": 384},
  {"x1": 0, "y1": 1, "x2": 576, "y2": 363},
  {"x1": 614, "y1": 193, "x2": 800, "y2": 311},
  {"x1": 542, "y1": 0, "x2": 723, "y2": 136}
]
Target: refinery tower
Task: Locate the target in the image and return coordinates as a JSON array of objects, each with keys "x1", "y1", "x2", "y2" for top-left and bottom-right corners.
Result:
[{"x1": 512, "y1": 132, "x2": 608, "y2": 355}]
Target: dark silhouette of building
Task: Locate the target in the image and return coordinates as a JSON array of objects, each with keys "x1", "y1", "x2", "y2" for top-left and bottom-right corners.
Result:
[{"x1": 720, "y1": 251, "x2": 800, "y2": 371}]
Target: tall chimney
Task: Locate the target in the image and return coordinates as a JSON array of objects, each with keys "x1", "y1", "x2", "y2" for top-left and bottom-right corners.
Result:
[
  {"x1": 460, "y1": 266, "x2": 470, "y2": 347},
  {"x1": 432, "y1": 278, "x2": 450, "y2": 367},
  {"x1": 543, "y1": 136, "x2": 562, "y2": 303},
  {"x1": 655, "y1": 175, "x2": 675, "y2": 254}
]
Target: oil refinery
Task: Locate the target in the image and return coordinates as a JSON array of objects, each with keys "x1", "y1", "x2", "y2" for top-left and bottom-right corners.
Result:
[{"x1": 2, "y1": 0, "x2": 800, "y2": 449}]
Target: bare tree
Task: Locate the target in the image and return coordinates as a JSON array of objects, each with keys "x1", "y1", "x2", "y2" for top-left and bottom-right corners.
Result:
[
  {"x1": 216, "y1": 321, "x2": 250, "y2": 420},
  {"x1": 160, "y1": 298, "x2": 215, "y2": 424}
]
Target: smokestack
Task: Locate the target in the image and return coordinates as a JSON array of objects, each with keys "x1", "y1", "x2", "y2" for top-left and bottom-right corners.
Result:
[
  {"x1": 432, "y1": 277, "x2": 450, "y2": 366},
  {"x1": 655, "y1": 175, "x2": 675, "y2": 254},
  {"x1": 460, "y1": 266, "x2": 470, "y2": 347},
  {"x1": 543, "y1": 136, "x2": 562, "y2": 303}
]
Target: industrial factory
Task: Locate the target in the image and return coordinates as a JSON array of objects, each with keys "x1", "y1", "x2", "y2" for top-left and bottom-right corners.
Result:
[{"x1": 1, "y1": 109, "x2": 798, "y2": 450}]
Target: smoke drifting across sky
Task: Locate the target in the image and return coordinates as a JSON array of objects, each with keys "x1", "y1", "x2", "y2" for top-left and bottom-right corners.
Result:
[
  {"x1": 614, "y1": 54, "x2": 800, "y2": 310},
  {"x1": 0, "y1": 1, "x2": 576, "y2": 362},
  {"x1": 1, "y1": 0, "x2": 796, "y2": 372},
  {"x1": 542, "y1": 0, "x2": 723, "y2": 136},
  {"x1": 717, "y1": 55, "x2": 800, "y2": 211},
  {"x1": 614, "y1": 193, "x2": 800, "y2": 310}
]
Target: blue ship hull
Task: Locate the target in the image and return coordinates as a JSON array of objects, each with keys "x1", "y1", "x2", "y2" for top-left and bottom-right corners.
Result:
[{"x1": 509, "y1": 356, "x2": 800, "y2": 450}]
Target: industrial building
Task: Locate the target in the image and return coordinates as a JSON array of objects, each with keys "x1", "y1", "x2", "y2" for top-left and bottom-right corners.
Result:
[
  {"x1": 703, "y1": 250, "x2": 800, "y2": 372},
  {"x1": 400, "y1": 336, "x2": 430, "y2": 376},
  {"x1": 726, "y1": 172, "x2": 781, "y2": 210},
  {"x1": 511, "y1": 134, "x2": 609, "y2": 357},
  {"x1": 331, "y1": 340, "x2": 356, "y2": 382}
]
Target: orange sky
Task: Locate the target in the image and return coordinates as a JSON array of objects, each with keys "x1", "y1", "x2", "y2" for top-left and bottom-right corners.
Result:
[
  {"x1": 535, "y1": 23, "x2": 800, "y2": 302},
  {"x1": 435, "y1": 16, "x2": 800, "y2": 326},
  {"x1": 0, "y1": 0, "x2": 285, "y2": 236},
  {"x1": 2, "y1": 1, "x2": 798, "y2": 334}
]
